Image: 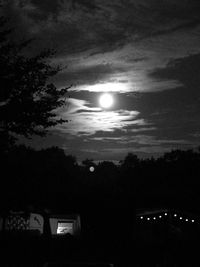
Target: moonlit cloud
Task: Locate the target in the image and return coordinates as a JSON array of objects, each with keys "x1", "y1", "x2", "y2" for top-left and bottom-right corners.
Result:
[
  {"x1": 76, "y1": 82, "x2": 129, "y2": 93},
  {"x1": 5, "y1": 0, "x2": 200, "y2": 160},
  {"x1": 56, "y1": 98, "x2": 141, "y2": 135}
]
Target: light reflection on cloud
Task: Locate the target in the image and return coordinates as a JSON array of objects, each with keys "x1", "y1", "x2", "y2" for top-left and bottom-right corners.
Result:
[
  {"x1": 87, "y1": 135, "x2": 192, "y2": 146},
  {"x1": 55, "y1": 98, "x2": 141, "y2": 135},
  {"x1": 76, "y1": 82, "x2": 130, "y2": 93}
]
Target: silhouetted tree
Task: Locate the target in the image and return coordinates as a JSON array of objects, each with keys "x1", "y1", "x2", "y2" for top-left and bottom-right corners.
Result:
[
  {"x1": 82, "y1": 158, "x2": 96, "y2": 169},
  {"x1": 120, "y1": 152, "x2": 139, "y2": 170},
  {"x1": 0, "y1": 17, "x2": 70, "y2": 152}
]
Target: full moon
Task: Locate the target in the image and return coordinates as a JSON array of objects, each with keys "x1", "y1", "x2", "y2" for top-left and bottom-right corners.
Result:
[{"x1": 99, "y1": 93, "x2": 113, "y2": 109}]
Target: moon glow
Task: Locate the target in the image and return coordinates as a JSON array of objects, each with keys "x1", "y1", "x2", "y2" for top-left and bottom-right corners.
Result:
[{"x1": 99, "y1": 93, "x2": 113, "y2": 109}]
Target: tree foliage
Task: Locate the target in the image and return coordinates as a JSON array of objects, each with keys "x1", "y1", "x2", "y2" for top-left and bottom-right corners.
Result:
[{"x1": 0, "y1": 17, "x2": 70, "y2": 150}]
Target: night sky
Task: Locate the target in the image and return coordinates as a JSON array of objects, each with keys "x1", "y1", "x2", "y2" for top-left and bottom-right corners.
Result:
[{"x1": 3, "y1": 0, "x2": 200, "y2": 161}]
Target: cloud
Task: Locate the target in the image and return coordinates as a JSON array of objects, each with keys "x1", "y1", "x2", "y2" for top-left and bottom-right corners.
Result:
[
  {"x1": 55, "y1": 97, "x2": 143, "y2": 135},
  {"x1": 88, "y1": 134, "x2": 193, "y2": 146},
  {"x1": 3, "y1": 0, "x2": 200, "y2": 95},
  {"x1": 149, "y1": 53, "x2": 200, "y2": 93},
  {"x1": 96, "y1": 146, "x2": 177, "y2": 159},
  {"x1": 129, "y1": 127, "x2": 156, "y2": 132},
  {"x1": 4, "y1": 0, "x2": 200, "y2": 53},
  {"x1": 55, "y1": 63, "x2": 127, "y2": 89},
  {"x1": 65, "y1": 98, "x2": 101, "y2": 114},
  {"x1": 116, "y1": 135, "x2": 194, "y2": 146}
]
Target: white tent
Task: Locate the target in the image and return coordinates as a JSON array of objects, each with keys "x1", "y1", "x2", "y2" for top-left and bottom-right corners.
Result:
[
  {"x1": 0, "y1": 211, "x2": 44, "y2": 234},
  {"x1": 49, "y1": 214, "x2": 81, "y2": 237}
]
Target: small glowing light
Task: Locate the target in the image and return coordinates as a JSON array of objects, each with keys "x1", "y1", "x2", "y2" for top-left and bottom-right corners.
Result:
[
  {"x1": 164, "y1": 213, "x2": 167, "y2": 216},
  {"x1": 147, "y1": 217, "x2": 150, "y2": 221},
  {"x1": 185, "y1": 219, "x2": 188, "y2": 222},
  {"x1": 140, "y1": 216, "x2": 143, "y2": 219},
  {"x1": 159, "y1": 215, "x2": 162, "y2": 218},
  {"x1": 174, "y1": 214, "x2": 177, "y2": 217},
  {"x1": 180, "y1": 217, "x2": 183, "y2": 220},
  {"x1": 89, "y1": 166, "x2": 95, "y2": 172},
  {"x1": 192, "y1": 219, "x2": 195, "y2": 223},
  {"x1": 153, "y1": 217, "x2": 156, "y2": 220}
]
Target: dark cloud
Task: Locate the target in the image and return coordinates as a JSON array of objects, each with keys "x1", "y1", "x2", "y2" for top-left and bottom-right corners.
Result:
[
  {"x1": 149, "y1": 53, "x2": 200, "y2": 97},
  {"x1": 137, "y1": 19, "x2": 200, "y2": 41},
  {"x1": 32, "y1": 0, "x2": 99, "y2": 14},
  {"x1": 132, "y1": 54, "x2": 200, "y2": 143},
  {"x1": 124, "y1": 57, "x2": 148, "y2": 63},
  {"x1": 54, "y1": 63, "x2": 127, "y2": 88},
  {"x1": 71, "y1": 0, "x2": 99, "y2": 11},
  {"x1": 31, "y1": 0, "x2": 60, "y2": 16},
  {"x1": 3, "y1": 0, "x2": 200, "y2": 55}
]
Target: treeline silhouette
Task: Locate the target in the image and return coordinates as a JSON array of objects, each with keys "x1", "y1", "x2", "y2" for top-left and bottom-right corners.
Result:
[{"x1": 1, "y1": 145, "x2": 200, "y2": 212}]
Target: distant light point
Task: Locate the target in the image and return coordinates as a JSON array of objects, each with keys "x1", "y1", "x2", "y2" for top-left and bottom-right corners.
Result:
[{"x1": 89, "y1": 166, "x2": 95, "y2": 172}]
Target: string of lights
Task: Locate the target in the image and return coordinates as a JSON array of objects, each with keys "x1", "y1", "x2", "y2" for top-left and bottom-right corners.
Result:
[{"x1": 136, "y1": 211, "x2": 197, "y2": 224}]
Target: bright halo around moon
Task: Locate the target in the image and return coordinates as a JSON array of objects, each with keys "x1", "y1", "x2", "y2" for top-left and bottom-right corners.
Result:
[{"x1": 99, "y1": 93, "x2": 113, "y2": 109}]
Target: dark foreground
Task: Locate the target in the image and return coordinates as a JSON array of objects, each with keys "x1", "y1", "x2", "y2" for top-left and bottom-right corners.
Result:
[
  {"x1": 0, "y1": 235, "x2": 200, "y2": 266},
  {"x1": 1, "y1": 211, "x2": 200, "y2": 267}
]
